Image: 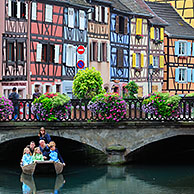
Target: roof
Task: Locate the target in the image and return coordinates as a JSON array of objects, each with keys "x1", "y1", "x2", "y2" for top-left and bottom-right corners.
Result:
[
  {"x1": 135, "y1": 0, "x2": 168, "y2": 26},
  {"x1": 146, "y1": 2, "x2": 194, "y2": 39}
]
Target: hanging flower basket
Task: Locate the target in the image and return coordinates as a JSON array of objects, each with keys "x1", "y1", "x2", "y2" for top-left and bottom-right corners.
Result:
[
  {"x1": 153, "y1": 39, "x2": 163, "y2": 45},
  {"x1": 136, "y1": 34, "x2": 144, "y2": 40}
]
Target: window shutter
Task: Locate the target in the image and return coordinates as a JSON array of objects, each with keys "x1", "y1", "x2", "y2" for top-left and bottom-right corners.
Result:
[
  {"x1": 115, "y1": 16, "x2": 119, "y2": 33},
  {"x1": 104, "y1": 7, "x2": 108, "y2": 23},
  {"x1": 88, "y1": 9, "x2": 92, "y2": 20},
  {"x1": 66, "y1": 45, "x2": 70, "y2": 66},
  {"x1": 193, "y1": 43, "x2": 194, "y2": 56},
  {"x1": 73, "y1": 46, "x2": 76, "y2": 67},
  {"x1": 99, "y1": 6, "x2": 102, "y2": 22},
  {"x1": 53, "y1": 85, "x2": 56, "y2": 93},
  {"x1": 150, "y1": 55, "x2": 153, "y2": 65},
  {"x1": 104, "y1": 43, "x2": 107, "y2": 62},
  {"x1": 17, "y1": 1, "x2": 21, "y2": 18},
  {"x1": 25, "y1": 3, "x2": 28, "y2": 19},
  {"x1": 188, "y1": 68, "x2": 192, "y2": 82},
  {"x1": 36, "y1": 44, "x2": 42, "y2": 62},
  {"x1": 90, "y1": 42, "x2": 93, "y2": 61},
  {"x1": 95, "y1": 42, "x2": 98, "y2": 61},
  {"x1": 192, "y1": 69, "x2": 194, "y2": 83},
  {"x1": 43, "y1": 85, "x2": 46, "y2": 94},
  {"x1": 54, "y1": 45, "x2": 60, "y2": 64},
  {"x1": 132, "y1": 53, "x2": 136, "y2": 68},
  {"x1": 160, "y1": 55, "x2": 164, "y2": 68},
  {"x1": 100, "y1": 42, "x2": 103, "y2": 61},
  {"x1": 150, "y1": 27, "x2": 155, "y2": 39},
  {"x1": 136, "y1": 18, "x2": 142, "y2": 35},
  {"x1": 79, "y1": 10, "x2": 85, "y2": 30},
  {"x1": 63, "y1": 44, "x2": 66, "y2": 63},
  {"x1": 68, "y1": 8, "x2": 74, "y2": 28},
  {"x1": 117, "y1": 49, "x2": 124, "y2": 68},
  {"x1": 45, "y1": 4, "x2": 53, "y2": 22},
  {"x1": 8, "y1": 0, "x2": 11, "y2": 17},
  {"x1": 175, "y1": 41, "x2": 179, "y2": 56},
  {"x1": 160, "y1": 28, "x2": 164, "y2": 41},
  {"x1": 95, "y1": 6, "x2": 98, "y2": 21},
  {"x1": 124, "y1": 17, "x2": 128, "y2": 35},
  {"x1": 98, "y1": 42, "x2": 101, "y2": 62},
  {"x1": 187, "y1": 42, "x2": 191, "y2": 56},
  {"x1": 32, "y1": 2, "x2": 37, "y2": 20},
  {"x1": 141, "y1": 53, "x2": 144, "y2": 68},
  {"x1": 175, "y1": 68, "x2": 179, "y2": 82},
  {"x1": 31, "y1": 84, "x2": 35, "y2": 95},
  {"x1": 107, "y1": 43, "x2": 110, "y2": 62}
]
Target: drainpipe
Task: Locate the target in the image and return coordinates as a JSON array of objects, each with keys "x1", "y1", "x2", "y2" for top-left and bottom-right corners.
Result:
[{"x1": 148, "y1": 23, "x2": 151, "y2": 95}]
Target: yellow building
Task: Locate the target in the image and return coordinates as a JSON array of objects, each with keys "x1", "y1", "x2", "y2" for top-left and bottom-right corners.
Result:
[{"x1": 146, "y1": 0, "x2": 194, "y2": 27}]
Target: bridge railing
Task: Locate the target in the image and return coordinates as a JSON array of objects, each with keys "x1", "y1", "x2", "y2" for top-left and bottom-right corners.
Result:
[{"x1": 3, "y1": 97, "x2": 194, "y2": 122}]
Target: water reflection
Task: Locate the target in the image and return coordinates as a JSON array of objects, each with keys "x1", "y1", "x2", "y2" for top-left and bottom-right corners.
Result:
[
  {"x1": 1, "y1": 165, "x2": 194, "y2": 194},
  {"x1": 20, "y1": 173, "x2": 65, "y2": 194}
]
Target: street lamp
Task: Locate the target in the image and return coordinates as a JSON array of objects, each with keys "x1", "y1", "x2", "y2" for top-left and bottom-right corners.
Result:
[{"x1": 148, "y1": 65, "x2": 154, "y2": 94}]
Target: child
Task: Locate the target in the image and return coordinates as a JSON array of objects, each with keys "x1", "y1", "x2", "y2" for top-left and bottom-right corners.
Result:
[
  {"x1": 32, "y1": 147, "x2": 44, "y2": 162},
  {"x1": 48, "y1": 141, "x2": 65, "y2": 166},
  {"x1": 21, "y1": 147, "x2": 33, "y2": 166}
]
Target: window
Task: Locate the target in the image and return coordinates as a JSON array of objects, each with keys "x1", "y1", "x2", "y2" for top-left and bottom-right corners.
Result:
[
  {"x1": 155, "y1": 28, "x2": 160, "y2": 40},
  {"x1": 101, "y1": 7, "x2": 105, "y2": 22},
  {"x1": 66, "y1": 45, "x2": 76, "y2": 67},
  {"x1": 45, "y1": 4, "x2": 53, "y2": 22},
  {"x1": 138, "y1": 86, "x2": 143, "y2": 98},
  {"x1": 117, "y1": 49, "x2": 124, "y2": 68},
  {"x1": 8, "y1": 42, "x2": 14, "y2": 61},
  {"x1": 49, "y1": 45, "x2": 54, "y2": 63},
  {"x1": 17, "y1": 42, "x2": 23, "y2": 61},
  {"x1": 153, "y1": 56, "x2": 159, "y2": 68},
  {"x1": 42, "y1": 44, "x2": 47, "y2": 62},
  {"x1": 179, "y1": 68, "x2": 187, "y2": 83},
  {"x1": 179, "y1": 42, "x2": 187, "y2": 56},
  {"x1": 136, "y1": 53, "x2": 141, "y2": 68},
  {"x1": 119, "y1": 16, "x2": 124, "y2": 34},
  {"x1": 20, "y1": 2, "x2": 26, "y2": 18},
  {"x1": 56, "y1": 84, "x2": 61, "y2": 93},
  {"x1": 152, "y1": 85, "x2": 158, "y2": 93},
  {"x1": 46, "y1": 85, "x2": 51, "y2": 93},
  {"x1": 90, "y1": 42, "x2": 98, "y2": 61},
  {"x1": 11, "y1": 1, "x2": 17, "y2": 18}
]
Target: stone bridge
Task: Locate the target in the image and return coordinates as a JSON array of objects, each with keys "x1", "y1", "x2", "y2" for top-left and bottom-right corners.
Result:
[{"x1": 0, "y1": 121, "x2": 194, "y2": 164}]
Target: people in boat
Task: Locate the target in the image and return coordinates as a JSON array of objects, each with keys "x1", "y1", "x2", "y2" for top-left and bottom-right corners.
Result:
[
  {"x1": 32, "y1": 147, "x2": 44, "y2": 162},
  {"x1": 26, "y1": 141, "x2": 36, "y2": 155},
  {"x1": 38, "y1": 127, "x2": 51, "y2": 144},
  {"x1": 39, "y1": 140, "x2": 50, "y2": 160},
  {"x1": 21, "y1": 147, "x2": 33, "y2": 166},
  {"x1": 48, "y1": 141, "x2": 65, "y2": 166}
]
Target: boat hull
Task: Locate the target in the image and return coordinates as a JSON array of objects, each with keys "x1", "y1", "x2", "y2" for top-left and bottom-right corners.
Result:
[{"x1": 21, "y1": 161, "x2": 64, "y2": 175}]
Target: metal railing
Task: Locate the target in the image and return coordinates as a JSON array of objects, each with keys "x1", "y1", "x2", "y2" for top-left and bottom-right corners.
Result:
[{"x1": 2, "y1": 97, "x2": 194, "y2": 122}]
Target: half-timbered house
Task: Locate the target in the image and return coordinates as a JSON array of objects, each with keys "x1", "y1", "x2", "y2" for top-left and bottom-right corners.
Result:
[
  {"x1": 147, "y1": 2, "x2": 194, "y2": 95},
  {"x1": 146, "y1": 0, "x2": 194, "y2": 27},
  {"x1": 87, "y1": 0, "x2": 111, "y2": 92},
  {"x1": 0, "y1": 0, "x2": 29, "y2": 98},
  {"x1": 129, "y1": 0, "x2": 167, "y2": 97},
  {"x1": 30, "y1": 0, "x2": 90, "y2": 98}
]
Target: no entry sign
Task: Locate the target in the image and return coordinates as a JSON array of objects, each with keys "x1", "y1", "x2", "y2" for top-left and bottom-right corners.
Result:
[
  {"x1": 77, "y1": 45, "x2": 85, "y2": 55},
  {"x1": 77, "y1": 60, "x2": 85, "y2": 69}
]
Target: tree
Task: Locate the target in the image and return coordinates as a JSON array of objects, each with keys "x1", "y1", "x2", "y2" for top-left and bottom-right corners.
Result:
[{"x1": 73, "y1": 67, "x2": 104, "y2": 99}]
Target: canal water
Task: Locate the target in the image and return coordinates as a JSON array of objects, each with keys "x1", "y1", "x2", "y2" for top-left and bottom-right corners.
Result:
[{"x1": 1, "y1": 164, "x2": 194, "y2": 194}]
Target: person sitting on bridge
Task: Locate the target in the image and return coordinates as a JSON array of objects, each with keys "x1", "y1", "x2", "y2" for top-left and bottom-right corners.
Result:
[
  {"x1": 48, "y1": 141, "x2": 65, "y2": 166},
  {"x1": 38, "y1": 127, "x2": 51, "y2": 144},
  {"x1": 21, "y1": 147, "x2": 33, "y2": 166},
  {"x1": 39, "y1": 140, "x2": 50, "y2": 160},
  {"x1": 26, "y1": 141, "x2": 36, "y2": 155},
  {"x1": 32, "y1": 147, "x2": 44, "y2": 162}
]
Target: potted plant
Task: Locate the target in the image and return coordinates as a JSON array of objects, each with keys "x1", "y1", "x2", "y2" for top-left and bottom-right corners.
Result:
[{"x1": 136, "y1": 34, "x2": 144, "y2": 40}]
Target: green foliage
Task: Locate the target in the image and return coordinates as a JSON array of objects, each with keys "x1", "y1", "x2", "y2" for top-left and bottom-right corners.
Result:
[
  {"x1": 124, "y1": 81, "x2": 138, "y2": 99},
  {"x1": 73, "y1": 67, "x2": 104, "y2": 99},
  {"x1": 142, "y1": 92, "x2": 181, "y2": 119},
  {"x1": 186, "y1": 93, "x2": 194, "y2": 97},
  {"x1": 32, "y1": 93, "x2": 71, "y2": 121}
]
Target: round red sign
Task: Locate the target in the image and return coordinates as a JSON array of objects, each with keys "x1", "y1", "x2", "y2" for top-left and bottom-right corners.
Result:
[
  {"x1": 77, "y1": 60, "x2": 85, "y2": 69},
  {"x1": 77, "y1": 46, "x2": 85, "y2": 55}
]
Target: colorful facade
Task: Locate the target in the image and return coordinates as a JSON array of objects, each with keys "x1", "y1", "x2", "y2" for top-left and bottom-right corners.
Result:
[
  {"x1": 87, "y1": 0, "x2": 111, "y2": 92},
  {"x1": 146, "y1": 0, "x2": 194, "y2": 27},
  {"x1": 0, "y1": 0, "x2": 29, "y2": 98},
  {"x1": 148, "y1": 2, "x2": 194, "y2": 95}
]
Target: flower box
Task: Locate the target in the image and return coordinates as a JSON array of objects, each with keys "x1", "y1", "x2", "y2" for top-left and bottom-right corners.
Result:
[
  {"x1": 153, "y1": 39, "x2": 163, "y2": 45},
  {"x1": 136, "y1": 34, "x2": 144, "y2": 40}
]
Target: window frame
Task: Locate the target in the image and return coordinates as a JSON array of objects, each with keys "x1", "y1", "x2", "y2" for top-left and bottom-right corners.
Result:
[
  {"x1": 179, "y1": 41, "x2": 187, "y2": 56},
  {"x1": 179, "y1": 67, "x2": 187, "y2": 83},
  {"x1": 153, "y1": 56, "x2": 159, "y2": 68}
]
